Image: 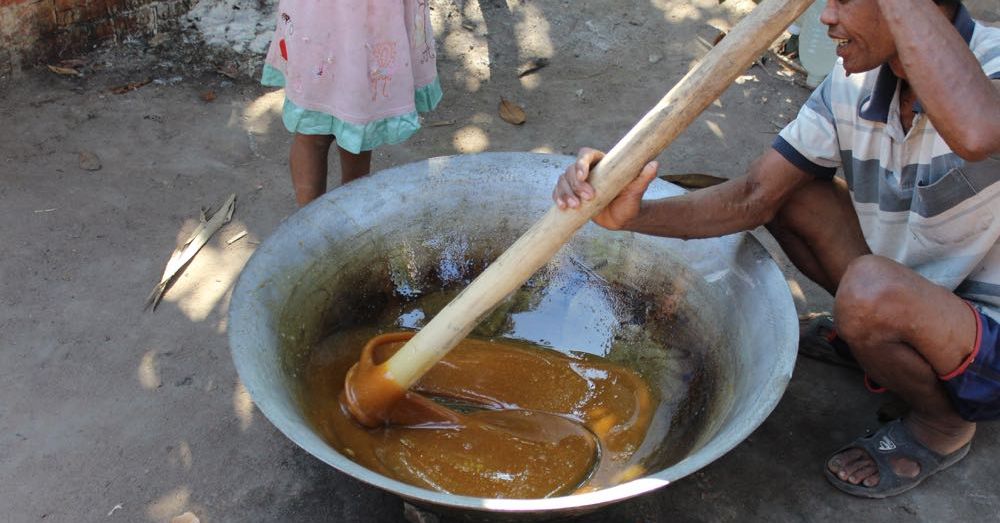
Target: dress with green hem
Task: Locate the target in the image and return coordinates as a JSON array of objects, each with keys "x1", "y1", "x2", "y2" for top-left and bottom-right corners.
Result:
[
  {"x1": 261, "y1": 0, "x2": 442, "y2": 155},
  {"x1": 261, "y1": 64, "x2": 442, "y2": 154}
]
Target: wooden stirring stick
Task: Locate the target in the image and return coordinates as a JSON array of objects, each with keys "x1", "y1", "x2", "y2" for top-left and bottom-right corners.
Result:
[{"x1": 344, "y1": 0, "x2": 813, "y2": 427}]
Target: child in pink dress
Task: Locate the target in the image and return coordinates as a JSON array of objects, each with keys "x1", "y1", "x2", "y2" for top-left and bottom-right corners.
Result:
[{"x1": 262, "y1": 0, "x2": 442, "y2": 205}]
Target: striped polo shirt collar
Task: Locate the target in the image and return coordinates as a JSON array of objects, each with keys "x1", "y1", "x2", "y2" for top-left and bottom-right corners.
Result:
[{"x1": 858, "y1": 4, "x2": 976, "y2": 123}]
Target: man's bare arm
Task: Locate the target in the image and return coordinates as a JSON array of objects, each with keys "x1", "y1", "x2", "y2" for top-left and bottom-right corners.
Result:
[
  {"x1": 552, "y1": 148, "x2": 813, "y2": 238},
  {"x1": 879, "y1": 0, "x2": 1000, "y2": 160},
  {"x1": 616, "y1": 149, "x2": 814, "y2": 239}
]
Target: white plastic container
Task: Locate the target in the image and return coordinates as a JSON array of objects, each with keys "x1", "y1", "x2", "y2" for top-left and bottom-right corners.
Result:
[{"x1": 797, "y1": 0, "x2": 838, "y2": 87}]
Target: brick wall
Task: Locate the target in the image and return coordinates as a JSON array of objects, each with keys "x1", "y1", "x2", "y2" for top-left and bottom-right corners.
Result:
[{"x1": 0, "y1": 0, "x2": 193, "y2": 76}]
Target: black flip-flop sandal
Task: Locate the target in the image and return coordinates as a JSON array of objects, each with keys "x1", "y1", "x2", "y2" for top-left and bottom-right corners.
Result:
[
  {"x1": 798, "y1": 313, "x2": 859, "y2": 370},
  {"x1": 824, "y1": 419, "x2": 972, "y2": 499}
]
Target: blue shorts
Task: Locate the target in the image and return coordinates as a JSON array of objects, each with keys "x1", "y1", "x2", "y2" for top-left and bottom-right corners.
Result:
[{"x1": 941, "y1": 303, "x2": 1000, "y2": 422}]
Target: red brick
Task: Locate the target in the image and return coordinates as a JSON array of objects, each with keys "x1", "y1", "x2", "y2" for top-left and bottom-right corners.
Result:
[{"x1": 1, "y1": 0, "x2": 194, "y2": 72}]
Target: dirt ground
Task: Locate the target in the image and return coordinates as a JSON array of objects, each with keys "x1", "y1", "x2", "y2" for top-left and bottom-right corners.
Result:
[{"x1": 2, "y1": 1, "x2": 999, "y2": 522}]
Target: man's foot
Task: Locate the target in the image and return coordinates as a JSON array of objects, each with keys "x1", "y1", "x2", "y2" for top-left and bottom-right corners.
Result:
[
  {"x1": 798, "y1": 313, "x2": 859, "y2": 369},
  {"x1": 825, "y1": 419, "x2": 973, "y2": 498},
  {"x1": 827, "y1": 445, "x2": 919, "y2": 488}
]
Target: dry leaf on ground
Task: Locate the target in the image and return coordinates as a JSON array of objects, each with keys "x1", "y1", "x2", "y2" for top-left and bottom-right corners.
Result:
[
  {"x1": 226, "y1": 230, "x2": 248, "y2": 245},
  {"x1": 216, "y1": 63, "x2": 240, "y2": 79},
  {"x1": 47, "y1": 65, "x2": 81, "y2": 77},
  {"x1": 499, "y1": 97, "x2": 526, "y2": 125},
  {"x1": 424, "y1": 119, "x2": 456, "y2": 127},
  {"x1": 145, "y1": 193, "x2": 237, "y2": 311},
  {"x1": 517, "y1": 57, "x2": 550, "y2": 77},
  {"x1": 110, "y1": 78, "x2": 152, "y2": 94}
]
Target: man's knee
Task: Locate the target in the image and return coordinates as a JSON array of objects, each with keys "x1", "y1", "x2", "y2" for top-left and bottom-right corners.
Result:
[{"x1": 834, "y1": 255, "x2": 910, "y2": 343}]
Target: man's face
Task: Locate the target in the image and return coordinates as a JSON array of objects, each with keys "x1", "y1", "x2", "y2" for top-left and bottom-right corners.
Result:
[{"x1": 820, "y1": 0, "x2": 897, "y2": 75}]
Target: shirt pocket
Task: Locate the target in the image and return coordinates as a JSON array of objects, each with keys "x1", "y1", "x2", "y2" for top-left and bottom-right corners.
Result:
[{"x1": 912, "y1": 162, "x2": 997, "y2": 246}]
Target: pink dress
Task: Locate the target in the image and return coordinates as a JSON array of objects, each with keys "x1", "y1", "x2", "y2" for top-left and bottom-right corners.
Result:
[{"x1": 262, "y1": 0, "x2": 442, "y2": 153}]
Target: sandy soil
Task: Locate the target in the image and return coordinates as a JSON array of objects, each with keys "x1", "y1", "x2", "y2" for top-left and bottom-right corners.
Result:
[{"x1": 2, "y1": 1, "x2": 998, "y2": 522}]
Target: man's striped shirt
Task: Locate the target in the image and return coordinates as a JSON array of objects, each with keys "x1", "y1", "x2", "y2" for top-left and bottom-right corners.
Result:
[{"x1": 774, "y1": 5, "x2": 1000, "y2": 320}]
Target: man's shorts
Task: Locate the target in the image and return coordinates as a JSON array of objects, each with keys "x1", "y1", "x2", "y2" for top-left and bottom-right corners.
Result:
[{"x1": 941, "y1": 303, "x2": 1000, "y2": 422}]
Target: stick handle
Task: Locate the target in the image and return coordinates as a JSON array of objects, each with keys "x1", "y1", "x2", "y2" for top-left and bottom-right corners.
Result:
[{"x1": 385, "y1": 0, "x2": 812, "y2": 388}]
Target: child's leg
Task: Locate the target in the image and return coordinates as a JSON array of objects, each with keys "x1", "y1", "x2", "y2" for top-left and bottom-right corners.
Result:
[
  {"x1": 289, "y1": 133, "x2": 335, "y2": 206},
  {"x1": 337, "y1": 145, "x2": 373, "y2": 185}
]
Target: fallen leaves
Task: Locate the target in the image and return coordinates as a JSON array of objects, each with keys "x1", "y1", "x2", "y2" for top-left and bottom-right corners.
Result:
[
  {"x1": 424, "y1": 119, "x2": 456, "y2": 127},
  {"x1": 200, "y1": 90, "x2": 217, "y2": 102},
  {"x1": 110, "y1": 78, "x2": 152, "y2": 95},
  {"x1": 47, "y1": 64, "x2": 82, "y2": 77},
  {"x1": 517, "y1": 57, "x2": 549, "y2": 78},
  {"x1": 498, "y1": 97, "x2": 526, "y2": 125},
  {"x1": 216, "y1": 63, "x2": 240, "y2": 79},
  {"x1": 226, "y1": 230, "x2": 248, "y2": 245},
  {"x1": 145, "y1": 193, "x2": 237, "y2": 311}
]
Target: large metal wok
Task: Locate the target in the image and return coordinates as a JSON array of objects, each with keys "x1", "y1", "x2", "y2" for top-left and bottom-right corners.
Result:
[{"x1": 228, "y1": 152, "x2": 797, "y2": 519}]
